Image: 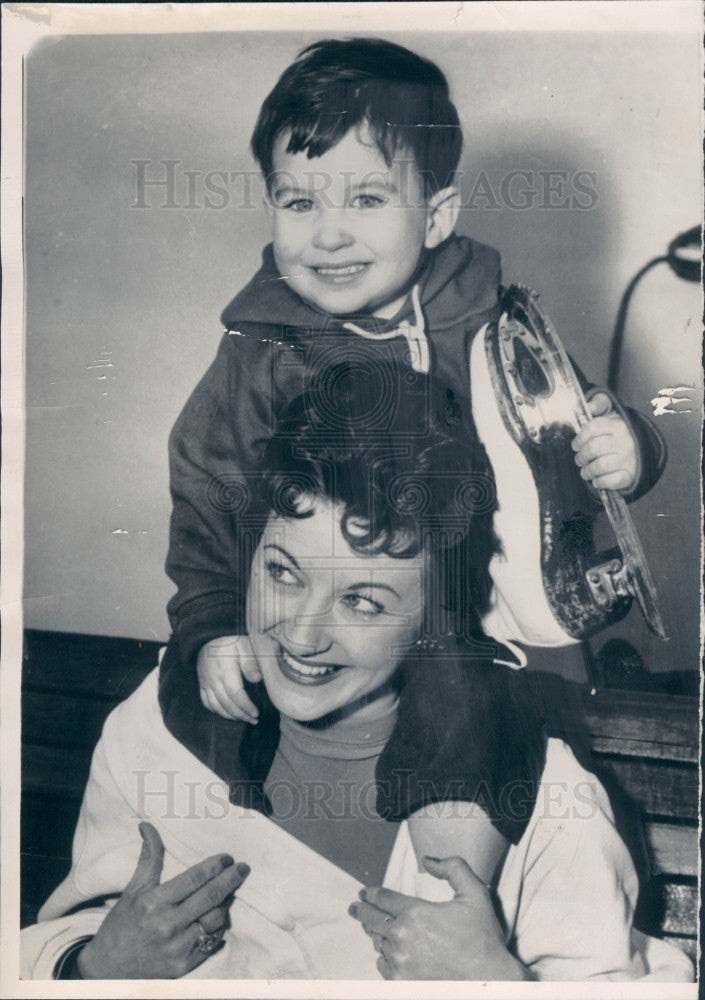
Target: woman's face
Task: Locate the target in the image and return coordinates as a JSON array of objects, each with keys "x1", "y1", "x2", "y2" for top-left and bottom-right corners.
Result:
[{"x1": 246, "y1": 500, "x2": 425, "y2": 723}]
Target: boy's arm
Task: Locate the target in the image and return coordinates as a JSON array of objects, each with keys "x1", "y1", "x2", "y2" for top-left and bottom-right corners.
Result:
[
  {"x1": 166, "y1": 331, "x2": 273, "y2": 668},
  {"x1": 407, "y1": 804, "x2": 507, "y2": 887},
  {"x1": 376, "y1": 649, "x2": 546, "y2": 846}
]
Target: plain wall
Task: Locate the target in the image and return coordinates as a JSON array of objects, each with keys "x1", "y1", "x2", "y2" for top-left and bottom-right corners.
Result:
[{"x1": 23, "y1": 29, "x2": 701, "y2": 676}]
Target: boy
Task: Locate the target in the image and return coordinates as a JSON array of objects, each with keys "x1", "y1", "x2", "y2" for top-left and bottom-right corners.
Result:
[{"x1": 160, "y1": 38, "x2": 664, "y2": 821}]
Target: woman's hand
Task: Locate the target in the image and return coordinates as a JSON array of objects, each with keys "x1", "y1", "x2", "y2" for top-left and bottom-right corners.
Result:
[
  {"x1": 350, "y1": 856, "x2": 533, "y2": 981},
  {"x1": 77, "y1": 822, "x2": 250, "y2": 979}
]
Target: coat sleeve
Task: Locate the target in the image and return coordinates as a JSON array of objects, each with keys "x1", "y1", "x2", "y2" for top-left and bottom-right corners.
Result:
[
  {"x1": 165, "y1": 332, "x2": 274, "y2": 668},
  {"x1": 22, "y1": 714, "x2": 144, "y2": 978},
  {"x1": 506, "y1": 740, "x2": 693, "y2": 982}
]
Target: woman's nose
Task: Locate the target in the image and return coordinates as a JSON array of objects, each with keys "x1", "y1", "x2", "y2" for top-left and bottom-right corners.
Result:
[
  {"x1": 281, "y1": 598, "x2": 334, "y2": 654},
  {"x1": 311, "y1": 210, "x2": 354, "y2": 252}
]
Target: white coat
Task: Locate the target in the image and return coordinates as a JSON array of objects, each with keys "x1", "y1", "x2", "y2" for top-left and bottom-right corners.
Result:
[{"x1": 21, "y1": 670, "x2": 693, "y2": 982}]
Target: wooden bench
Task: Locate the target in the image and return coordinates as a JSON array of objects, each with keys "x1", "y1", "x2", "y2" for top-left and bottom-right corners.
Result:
[
  {"x1": 21, "y1": 629, "x2": 699, "y2": 967},
  {"x1": 580, "y1": 685, "x2": 699, "y2": 963}
]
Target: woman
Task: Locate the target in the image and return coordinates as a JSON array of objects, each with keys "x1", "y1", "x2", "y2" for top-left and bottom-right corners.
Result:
[{"x1": 21, "y1": 371, "x2": 692, "y2": 981}]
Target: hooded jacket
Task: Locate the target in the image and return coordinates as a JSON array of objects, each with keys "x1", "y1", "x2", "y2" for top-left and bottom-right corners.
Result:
[
  {"x1": 165, "y1": 234, "x2": 503, "y2": 664},
  {"x1": 165, "y1": 234, "x2": 664, "y2": 665}
]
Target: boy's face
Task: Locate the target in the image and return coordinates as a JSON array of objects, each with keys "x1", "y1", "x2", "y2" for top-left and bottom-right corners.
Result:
[{"x1": 266, "y1": 124, "x2": 440, "y2": 318}]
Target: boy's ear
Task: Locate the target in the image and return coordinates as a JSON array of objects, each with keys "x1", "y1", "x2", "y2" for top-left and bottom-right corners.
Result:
[{"x1": 424, "y1": 186, "x2": 459, "y2": 249}]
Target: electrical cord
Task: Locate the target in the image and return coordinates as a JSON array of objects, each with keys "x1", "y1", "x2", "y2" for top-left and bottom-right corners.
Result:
[{"x1": 606, "y1": 225, "x2": 701, "y2": 392}]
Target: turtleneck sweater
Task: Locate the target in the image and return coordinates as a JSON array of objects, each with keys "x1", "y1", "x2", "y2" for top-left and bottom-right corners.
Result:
[{"x1": 264, "y1": 703, "x2": 401, "y2": 884}]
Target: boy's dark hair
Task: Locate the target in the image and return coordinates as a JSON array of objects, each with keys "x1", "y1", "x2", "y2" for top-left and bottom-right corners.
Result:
[{"x1": 251, "y1": 37, "x2": 462, "y2": 197}]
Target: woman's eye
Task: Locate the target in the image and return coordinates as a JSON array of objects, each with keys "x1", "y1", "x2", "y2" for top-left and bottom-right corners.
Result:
[
  {"x1": 352, "y1": 193, "x2": 385, "y2": 209},
  {"x1": 265, "y1": 559, "x2": 299, "y2": 586},
  {"x1": 286, "y1": 198, "x2": 314, "y2": 213},
  {"x1": 344, "y1": 592, "x2": 384, "y2": 617}
]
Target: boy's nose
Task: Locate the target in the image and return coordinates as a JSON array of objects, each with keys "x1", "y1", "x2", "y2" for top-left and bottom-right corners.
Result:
[{"x1": 312, "y1": 210, "x2": 354, "y2": 252}]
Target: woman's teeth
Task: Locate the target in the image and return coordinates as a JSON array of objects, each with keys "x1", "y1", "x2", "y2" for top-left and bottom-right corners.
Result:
[{"x1": 281, "y1": 648, "x2": 337, "y2": 678}]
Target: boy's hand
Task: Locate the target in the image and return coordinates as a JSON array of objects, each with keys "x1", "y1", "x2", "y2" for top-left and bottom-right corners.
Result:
[
  {"x1": 197, "y1": 635, "x2": 262, "y2": 724},
  {"x1": 572, "y1": 391, "x2": 638, "y2": 492}
]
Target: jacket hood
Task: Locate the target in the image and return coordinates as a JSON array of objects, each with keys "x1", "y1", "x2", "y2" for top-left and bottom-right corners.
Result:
[{"x1": 220, "y1": 234, "x2": 500, "y2": 336}]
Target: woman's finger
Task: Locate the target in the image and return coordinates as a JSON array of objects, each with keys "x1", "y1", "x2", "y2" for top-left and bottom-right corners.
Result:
[
  {"x1": 353, "y1": 899, "x2": 400, "y2": 937},
  {"x1": 123, "y1": 822, "x2": 165, "y2": 895},
  {"x1": 360, "y1": 886, "x2": 415, "y2": 918},
  {"x1": 155, "y1": 853, "x2": 236, "y2": 906},
  {"x1": 194, "y1": 900, "x2": 232, "y2": 935},
  {"x1": 172, "y1": 925, "x2": 224, "y2": 976},
  {"x1": 422, "y1": 855, "x2": 484, "y2": 896},
  {"x1": 178, "y1": 861, "x2": 250, "y2": 925},
  {"x1": 370, "y1": 932, "x2": 384, "y2": 954},
  {"x1": 376, "y1": 953, "x2": 394, "y2": 979}
]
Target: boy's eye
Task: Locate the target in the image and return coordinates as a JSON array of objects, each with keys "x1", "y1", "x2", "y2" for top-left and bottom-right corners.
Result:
[
  {"x1": 351, "y1": 193, "x2": 385, "y2": 210},
  {"x1": 343, "y1": 592, "x2": 385, "y2": 617},
  {"x1": 265, "y1": 559, "x2": 300, "y2": 586}
]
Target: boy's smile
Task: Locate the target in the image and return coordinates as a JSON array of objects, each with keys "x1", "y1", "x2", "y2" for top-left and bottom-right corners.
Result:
[{"x1": 266, "y1": 124, "x2": 456, "y2": 318}]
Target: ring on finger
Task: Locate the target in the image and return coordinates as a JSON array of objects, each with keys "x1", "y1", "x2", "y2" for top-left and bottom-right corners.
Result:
[
  {"x1": 383, "y1": 914, "x2": 393, "y2": 926},
  {"x1": 196, "y1": 918, "x2": 221, "y2": 956}
]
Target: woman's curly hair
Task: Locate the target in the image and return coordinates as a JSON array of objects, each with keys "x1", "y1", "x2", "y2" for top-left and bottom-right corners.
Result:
[{"x1": 260, "y1": 362, "x2": 499, "y2": 629}]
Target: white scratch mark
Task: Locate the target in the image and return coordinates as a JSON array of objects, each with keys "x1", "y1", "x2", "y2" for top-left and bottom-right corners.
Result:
[
  {"x1": 88, "y1": 349, "x2": 114, "y2": 371},
  {"x1": 226, "y1": 327, "x2": 292, "y2": 348},
  {"x1": 650, "y1": 385, "x2": 693, "y2": 416},
  {"x1": 656, "y1": 514, "x2": 669, "y2": 517},
  {"x1": 256, "y1": 273, "x2": 305, "y2": 282},
  {"x1": 112, "y1": 529, "x2": 128, "y2": 535}
]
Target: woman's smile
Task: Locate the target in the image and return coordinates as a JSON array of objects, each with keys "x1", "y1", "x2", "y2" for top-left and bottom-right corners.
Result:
[{"x1": 275, "y1": 642, "x2": 346, "y2": 685}]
